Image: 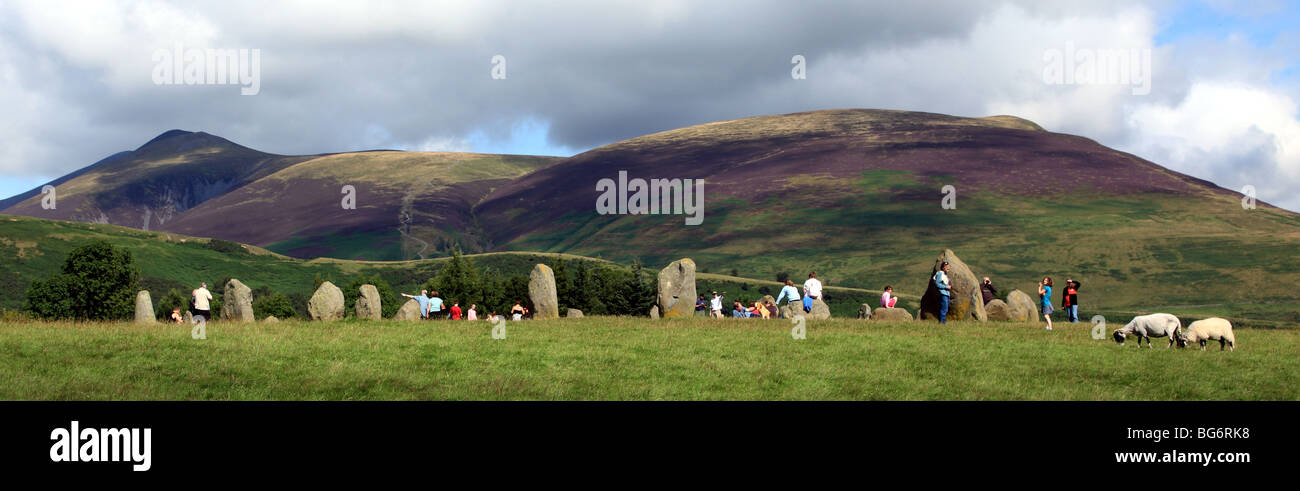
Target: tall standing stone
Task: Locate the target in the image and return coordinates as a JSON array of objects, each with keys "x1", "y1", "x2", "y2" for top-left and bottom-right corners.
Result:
[
  {"x1": 355, "y1": 284, "x2": 382, "y2": 320},
  {"x1": 918, "y1": 249, "x2": 987, "y2": 322},
  {"x1": 309, "y1": 281, "x2": 346, "y2": 321},
  {"x1": 221, "y1": 279, "x2": 255, "y2": 322},
  {"x1": 657, "y1": 258, "x2": 697, "y2": 318},
  {"x1": 528, "y1": 264, "x2": 559, "y2": 320},
  {"x1": 134, "y1": 290, "x2": 155, "y2": 324}
]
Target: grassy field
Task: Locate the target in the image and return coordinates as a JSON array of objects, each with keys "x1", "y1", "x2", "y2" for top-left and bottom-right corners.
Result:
[{"x1": 2, "y1": 317, "x2": 1294, "y2": 400}]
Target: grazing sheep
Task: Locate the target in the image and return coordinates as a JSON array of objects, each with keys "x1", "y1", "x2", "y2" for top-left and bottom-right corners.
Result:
[
  {"x1": 1112, "y1": 313, "x2": 1182, "y2": 348},
  {"x1": 1178, "y1": 317, "x2": 1235, "y2": 352}
]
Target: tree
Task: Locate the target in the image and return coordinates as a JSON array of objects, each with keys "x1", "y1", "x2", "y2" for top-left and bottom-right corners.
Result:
[
  {"x1": 25, "y1": 240, "x2": 140, "y2": 320},
  {"x1": 424, "y1": 247, "x2": 481, "y2": 308},
  {"x1": 253, "y1": 291, "x2": 296, "y2": 319},
  {"x1": 154, "y1": 288, "x2": 188, "y2": 320}
]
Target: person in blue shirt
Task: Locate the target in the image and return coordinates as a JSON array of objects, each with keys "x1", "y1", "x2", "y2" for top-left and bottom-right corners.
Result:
[
  {"x1": 775, "y1": 280, "x2": 801, "y2": 317},
  {"x1": 1037, "y1": 277, "x2": 1054, "y2": 331},
  {"x1": 401, "y1": 289, "x2": 432, "y2": 319},
  {"x1": 428, "y1": 290, "x2": 445, "y2": 320},
  {"x1": 934, "y1": 262, "x2": 952, "y2": 324}
]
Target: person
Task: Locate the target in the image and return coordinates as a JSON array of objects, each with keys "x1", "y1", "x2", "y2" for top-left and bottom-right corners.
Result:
[
  {"x1": 427, "y1": 291, "x2": 444, "y2": 319},
  {"x1": 522, "y1": 306, "x2": 531, "y2": 319},
  {"x1": 487, "y1": 311, "x2": 499, "y2": 322},
  {"x1": 880, "y1": 285, "x2": 898, "y2": 308},
  {"x1": 467, "y1": 304, "x2": 478, "y2": 321},
  {"x1": 980, "y1": 277, "x2": 997, "y2": 305},
  {"x1": 449, "y1": 301, "x2": 463, "y2": 320},
  {"x1": 709, "y1": 291, "x2": 725, "y2": 318},
  {"x1": 1063, "y1": 279, "x2": 1080, "y2": 323},
  {"x1": 1038, "y1": 277, "x2": 1054, "y2": 330},
  {"x1": 802, "y1": 273, "x2": 823, "y2": 313},
  {"x1": 511, "y1": 301, "x2": 525, "y2": 321},
  {"x1": 400, "y1": 289, "x2": 432, "y2": 319},
  {"x1": 192, "y1": 282, "x2": 213, "y2": 322},
  {"x1": 695, "y1": 295, "x2": 707, "y2": 317},
  {"x1": 933, "y1": 262, "x2": 952, "y2": 324},
  {"x1": 775, "y1": 280, "x2": 801, "y2": 308},
  {"x1": 170, "y1": 307, "x2": 183, "y2": 324},
  {"x1": 764, "y1": 299, "x2": 779, "y2": 318},
  {"x1": 732, "y1": 301, "x2": 747, "y2": 318}
]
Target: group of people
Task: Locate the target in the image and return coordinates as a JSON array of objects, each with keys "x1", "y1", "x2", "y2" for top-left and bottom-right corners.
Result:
[
  {"x1": 693, "y1": 272, "x2": 826, "y2": 318},
  {"x1": 401, "y1": 289, "x2": 533, "y2": 322},
  {"x1": 926, "y1": 263, "x2": 1083, "y2": 329}
]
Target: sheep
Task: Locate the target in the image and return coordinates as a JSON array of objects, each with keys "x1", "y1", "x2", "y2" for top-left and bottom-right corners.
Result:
[
  {"x1": 1112, "y1": 313, "x2": 1182, "y2": 348},
  {"x1": 1178, "y1": 317, "x2": 1235, "y2": 351}
]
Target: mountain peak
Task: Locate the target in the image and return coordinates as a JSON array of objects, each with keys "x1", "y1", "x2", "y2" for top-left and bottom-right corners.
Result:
[{"x1": 133, "y1": 129, "x2": 246, "y2": 155}]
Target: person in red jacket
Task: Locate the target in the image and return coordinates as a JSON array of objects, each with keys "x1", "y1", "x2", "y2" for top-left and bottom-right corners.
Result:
[{"x1": 449, "y1": 301, "x2": 463, "y2": 320}]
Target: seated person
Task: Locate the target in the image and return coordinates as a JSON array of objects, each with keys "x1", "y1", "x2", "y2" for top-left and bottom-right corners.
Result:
[
  {"x1": 170, "y1": 307, "x2": 184, "y2": 324},
  {"x1": 881, "y1": 285, "x2": 898, "y2": 308}
]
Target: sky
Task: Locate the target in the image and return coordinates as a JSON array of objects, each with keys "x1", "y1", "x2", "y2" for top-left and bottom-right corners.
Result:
[{"x1": 2, "y1": 0, "x2": 1299, "y2": 210}]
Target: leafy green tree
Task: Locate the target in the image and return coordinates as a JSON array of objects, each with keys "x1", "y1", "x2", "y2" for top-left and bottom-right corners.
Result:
[
  {"x1": 424, "y1": 247, "x2": 481, "y2": 307},
  {"x1": 253, "y1": 291, "x2": 296, "y2": 319},
  {"x1": 24, "y1": 240, "x2": 140, "y2": 320},
  {"x1": 154, "y1": 288, "x2": 188, "y2": 320}
]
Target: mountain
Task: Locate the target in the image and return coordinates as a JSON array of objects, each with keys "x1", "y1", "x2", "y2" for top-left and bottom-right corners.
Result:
[
  {"x1": 474, "y1": 109, "x2": 1300, "y2": 310},
  {"x1": 0, "y1": 130, "x2": 559, "y2": 260},
  {"x1": 5, "y1": 109, "x2": 1300, "y2": 312}
]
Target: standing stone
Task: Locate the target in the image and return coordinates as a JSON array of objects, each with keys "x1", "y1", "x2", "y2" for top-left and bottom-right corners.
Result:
[
  {"x1": 985, "y1": 299, "x2": 1012, "y2": 321},
  {"x1": 183, "y1": 310, "x2": 194, "y2": 324},
  {"x1": 1006, "y1": 290, "x2": 1037, "y2": 322},
  {"x1": 309, "y1": 281, "x2": 346, "y2": 321},
  {"x1": 656, "y1": 258, "x2": 697, "y2": 318},
  {"x1": 264, "y1": 316, "x2": 280, "y2": 323},
  {"x1": 221, "y1": 279, "x2": 255, "y2": 322},
  {"x1": 567, "y1": 308, "x2": 584, "y2": 318},
  {"x1": 871, "y1": 307, "x2": 914, "y2": 322},
  {"x1": 918, "y1": 249, "x2": 987, "y2": 322},
  {"x1": 649, "y1": 305, "x2": 660, "y2": 319},
  {"x1": 394, "y1": 298, "x2": 421, "y2": 321},
  {"x1": 808, "y1": 298, "x2": 832, "y2": 320},
  {"x1": 528, "y1": 264, "x2": 559, "y2": 320},
  {"x1": 857, "y1": 303, "x2": 872, "y2": 319},
  {"x1": 134, "y1": 290, "x2": 155, "y2": 324},
  {"x1": 355, "y1": 284, "x2": 382, "y2": 320}
]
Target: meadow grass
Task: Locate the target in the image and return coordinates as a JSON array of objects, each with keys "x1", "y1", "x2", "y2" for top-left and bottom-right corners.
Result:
[{"x1": 1, "y1": 317, "x2": 1295, "y2": 401}]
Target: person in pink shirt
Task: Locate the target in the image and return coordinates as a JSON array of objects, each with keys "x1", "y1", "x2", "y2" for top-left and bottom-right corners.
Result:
[
  {"x1": 880, "y1": 285, "x2": 898, "y2": 308},
  {"x1": 467, "y1": 304, "x2": 478, "y2": 320}
]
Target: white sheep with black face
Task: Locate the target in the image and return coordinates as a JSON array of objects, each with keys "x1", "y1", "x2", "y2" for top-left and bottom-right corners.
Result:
[
  {"x1": 1112, "y1": 313, "x2": 1182, "y2": 348},
  {"x1": 1178, "y1": 317, "x2": 1235, "y2": 352}
]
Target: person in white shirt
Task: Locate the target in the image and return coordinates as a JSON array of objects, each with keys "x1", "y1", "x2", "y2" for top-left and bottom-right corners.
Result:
[
  {"x1": 192, "y1": 282, "x2": 214, "y2": 322},
  {"x1": 709, "y1": 291, "x2": 725, "y2": 318},
  {"x1": 802, "y1": 273, "x2": 823, "y2": 312}
]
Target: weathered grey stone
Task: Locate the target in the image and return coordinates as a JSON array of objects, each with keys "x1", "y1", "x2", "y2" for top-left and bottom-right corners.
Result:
[
  {"x1": 263, "y1": 315, "x2": 280, "y2": 323},
  {"x1": 528, "y1": 264, "x2": 559, "y2": 320},
  {"x1": 871, "y1": 307, "x2": 914, "y2": 322},
  {"x1": 355, "y1": 284, "x2": 382, "y2": 320},
  {"x1": 221, "y1": 279, "x2": 255, "y2": 322},
  {"x1": 656, "y1": 258, "x2": 697, "y2": 318},
  {"x1": 394, "y1": 298, "x2": 421, "y2": 321},
  {"x1": 918, "y1": 249, "x2": 987, "y2": 322},
  {"x1": 779, "y1": 298, "x2": 831, "y2": 320},
  {"x1": 567, "y1": 308, "x2": 584, "y2": 318},
  {"x1": 309, "y1": 281, "x2": 345, "y2": 321},
  {"x1": 649, "y1": 305, "x2": 660, "y2": 319},
  {"x1": 183, "y1": 310, "x2": 193, "y2": 324},
  {"x1": 134, "y1": 290, "x2": 155, "y2": 324},
  {"x1": 857, "y1": 303, "x2": 872, "y2": 319},
  {"x1": 1006, "y1": 290, "x2": 1037, "y2": 322},
  {"x1": 985, "y1": 299, "x2": 1012, "y2": 321}
]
